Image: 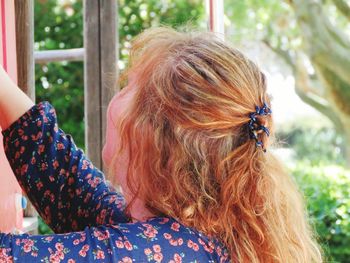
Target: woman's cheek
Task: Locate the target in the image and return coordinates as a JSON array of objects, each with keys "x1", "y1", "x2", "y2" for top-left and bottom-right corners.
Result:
[{"x1": 102, "y1": 144, "x2": 111, "y2": 168}]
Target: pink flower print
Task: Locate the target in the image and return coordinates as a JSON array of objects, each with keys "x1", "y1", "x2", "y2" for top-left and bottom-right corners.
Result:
[
  {"x1": 119, "y1": 257, "x2": 132, "y2": 263},
  {"x1": 71, "y1": 165, "x2": 77, "y2": 174},
  {"x1": 40, "y1": 162, "x2": 48, "y2": 171},
  {"x1": 45, "y1": 236, "x2": 54, "y2": 242},
  {"x1": 96, "y1": 250, "x2": 105, "y2": 259},
  {"x1": 31, "y1": 132, "x2": 42, "y2": 141},
  {"x1": 153, "y1": 244, "x2": 161, "y2": 253},
  {"x1": 68, "y1": 259, "x2": 76, "y2": 263},
  {"x1": 143, "y1": 225, "x2": 158, "y2": 239},
  {"x1": 154, "y1": 252, "x2": 163, "y2": 262},
  {"x1": 20, "y1": 146, "x2": 25, "y2": 154},
  {"x1": 56, "y1": 250, "x2": 65, "y2": 260},
  {"x1": 78, "y1": 250, "x2": 86, "y2": 258},
  {"x1": 79, "y1": 234, "x2": 86, "y2": 242},
  {"x1": 49, "y1": 253, "x2": 61, "y2": 263},
  {"x1": 82, "y1": 244, "x2": 90, "y2": 252},
  {"x1": 79, "y1": 244, "x2": 89, "y2": 258},
  {"x1": 94, "y1": 229, "x2": 110, "y2": 241},
  {"x1": 73, "y1": 239, "x2": 80, "y2": 245},
  {"x1": 163, "y1": 233, "x2": 172, "y2": 240},
  {"x1": 23, "y1": 243, "x2": 32, "y2": 253},
  {"x1": 174, "y1": 253, "x2": 182, "y2": 263},
  {"x1": 26, "y1": 239, "x2": 34, "y2": 246},
  {"x1": 38, "y1": 144, "x2": 45, "y2": 154},
  {"x1": 15, "y1": 151, "x2": 21, "y2": 159},
  {"x1": 53, "y1": 160, "x2": 60, "y2": 169},
  {"x1": 55, "y1": 242, "x2": 64, "y2": 251},
  {"x1": 116, "y1": 240, "x2": 124, "y2": 249},
  {"x1": 75, "y1": 188, "x2": 82, "y2": 195},
  {"x1": 171, "y1": 222, "x2": 180, "y2": 232},
  {"x1": 20, "y1": 164, "x2": 28, "y2": 176},
  {"x1": 169, "y1": 238, "x2": 183, "y2": 246},
  {"x1": 36, "y1": 181, "x2": 44, "y2": 191},
  {"x1": 188, "y1": 240, "x2": 199, "y2": 251},
  {"x1": 68, "y1": 177, "x2": 75, "y2": 186},
  {"x1": 57, "y1": 142, "x2": 65, "y2": 150},
  {"x1": 124, "y1": 241, "x2": 133, "y2": 251},
  {"x1": 84, "y1": 192, "x2": 92, "y2": 203},
  {"x1": 144, "y1": 248, "x2": 152, "y2": 255},
  {"x1": 82, "y1": 160, "x2": 89, "y2": 170}
]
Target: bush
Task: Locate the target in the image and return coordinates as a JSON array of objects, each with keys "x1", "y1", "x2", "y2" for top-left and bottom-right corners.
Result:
[
  {"x1": 290, "y1": 162, "x2": 350, "y2": 262},
  {"x1": 276, "y1": 116, "x2": 345, "y2": 165}
]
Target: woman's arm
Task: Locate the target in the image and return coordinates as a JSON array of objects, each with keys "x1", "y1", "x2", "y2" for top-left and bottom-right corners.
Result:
[
  {"x1": 0, "y1": 67, "x2": 129, "y2": 233},
  {"x1": 2, "y1": 101, "x2": 130, "y2": 233},
  {"x1": 0, "y1": 65, "x2": 34, "y2": 130}
]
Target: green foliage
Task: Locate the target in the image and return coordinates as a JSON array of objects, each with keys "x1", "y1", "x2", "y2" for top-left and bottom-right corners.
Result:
[
  {"x1": 38, "y1": 217, "x2": 53, "y2": 235},
  {"x1": 34, "y1": 0, "x2": 204, "y2": 149},
  {"x1": 276, "y1": 116, "x2": 345, "y2": 165},
  {"x1": 118, "y1": 0, "x2": 204, "y2": 66},
  {"x1": 291, "y1": 162, "x2": 350, "y2": 262},
  {"x1": 35, "y1": 0, "x2": 84, "y2": 147},
  {"x1": 280, "y1": 117, "x2": 350, "y2": 261}
]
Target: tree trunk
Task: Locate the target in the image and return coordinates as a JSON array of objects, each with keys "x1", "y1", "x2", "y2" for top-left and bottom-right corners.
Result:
[{"x1": 291, "y1": 0, "x2": 350, "y2": 165}]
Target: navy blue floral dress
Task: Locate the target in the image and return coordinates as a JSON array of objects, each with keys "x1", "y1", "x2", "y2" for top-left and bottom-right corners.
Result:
[{"x1": 0, "y1": 102, "x2": 229, "y2": 263}]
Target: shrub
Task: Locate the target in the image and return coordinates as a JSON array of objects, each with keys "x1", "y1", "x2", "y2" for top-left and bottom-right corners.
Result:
[{"x1": 290, "y1": 162, "x2": 350, "y2": 262}]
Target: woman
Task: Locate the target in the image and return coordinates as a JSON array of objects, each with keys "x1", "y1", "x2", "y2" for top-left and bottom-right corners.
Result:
[{"x1": 0, "y1": 27, "x2": 322, "y2": 262}]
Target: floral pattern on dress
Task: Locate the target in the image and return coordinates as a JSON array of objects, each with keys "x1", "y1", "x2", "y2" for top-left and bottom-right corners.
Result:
[{"x1": 0, "y1": 102, "x2": 230, "y2": 262}]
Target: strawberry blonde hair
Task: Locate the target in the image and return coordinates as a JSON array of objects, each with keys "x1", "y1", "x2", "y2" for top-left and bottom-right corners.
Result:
[{"x1": 112, "y1": 27, "x2": 322, "y2": 262}]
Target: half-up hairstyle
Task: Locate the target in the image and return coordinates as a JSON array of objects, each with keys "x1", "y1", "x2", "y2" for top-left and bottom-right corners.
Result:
[{"x1": 112, "y1": 27, "x2": 322, "y2": 262}]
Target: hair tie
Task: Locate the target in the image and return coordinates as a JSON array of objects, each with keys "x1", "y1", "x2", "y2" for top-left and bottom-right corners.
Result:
[{"x1": 248, "y1": 102, "x2": 272, "y2": 152}]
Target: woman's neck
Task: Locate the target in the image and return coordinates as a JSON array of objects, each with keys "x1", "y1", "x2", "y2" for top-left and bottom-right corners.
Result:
[{"x1": 124, "y1": 191, "x2": 155, "y2": 222}]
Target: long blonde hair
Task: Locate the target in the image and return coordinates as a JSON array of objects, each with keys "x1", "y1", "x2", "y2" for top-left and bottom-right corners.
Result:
[{"x1": 112, "y1": 27, "x2": 322, "y2": 262}]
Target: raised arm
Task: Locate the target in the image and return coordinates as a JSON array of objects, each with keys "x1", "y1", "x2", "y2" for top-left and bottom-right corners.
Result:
[
  {"x1": 0, "y1": 66, "x2": 130, "y2": 233},
  {"x1": 0, "y1": 65, "x2": 34, "y2": 130}
]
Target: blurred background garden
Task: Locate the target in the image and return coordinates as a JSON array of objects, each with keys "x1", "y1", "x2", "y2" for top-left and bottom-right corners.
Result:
[{"x1": 35, "y1": 0, "x2": 350, "y2": 262}]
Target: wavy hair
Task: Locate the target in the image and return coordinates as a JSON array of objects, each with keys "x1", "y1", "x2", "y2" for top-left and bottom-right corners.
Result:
[{"x1": 111, "y1": 27, "x2": 322, "y2": 262}]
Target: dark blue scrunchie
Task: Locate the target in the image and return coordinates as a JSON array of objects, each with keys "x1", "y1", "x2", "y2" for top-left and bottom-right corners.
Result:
[{"x1": 248, "y1": 102, "x2": 272, "y2": 152}]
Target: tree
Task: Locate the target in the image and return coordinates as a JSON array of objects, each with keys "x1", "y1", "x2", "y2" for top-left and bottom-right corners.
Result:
[
  {"x1": 225, "y1": 0, "x2": 350, "y2": 164},
  {"x1": 35, "y1": 0, "x2": 204, "y2": 149}
]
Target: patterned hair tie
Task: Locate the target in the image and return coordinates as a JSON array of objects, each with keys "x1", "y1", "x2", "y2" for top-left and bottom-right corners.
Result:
[{"x1": 248, "y1": 102, "x2": 272, "y2": 152}]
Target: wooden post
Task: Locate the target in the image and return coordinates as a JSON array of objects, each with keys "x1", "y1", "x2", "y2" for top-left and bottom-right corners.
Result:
[
  {"x1": 84, "y1": 0, "x2": 118, "y2": 172},
  {"x1": 15, "y1": 0, "x2": 35, "y2": 101},
  {"x1": 207, "y1": 0, "x2": 225, "y2": 39},
  {"x1": 14, "y1": 0, "x2": 38, "y2": 233}
]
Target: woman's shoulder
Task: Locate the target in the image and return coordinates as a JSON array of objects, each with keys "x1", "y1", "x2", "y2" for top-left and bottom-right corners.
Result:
[{"x1": 105, "y1": 216, "x2": 230, "y2": 262}]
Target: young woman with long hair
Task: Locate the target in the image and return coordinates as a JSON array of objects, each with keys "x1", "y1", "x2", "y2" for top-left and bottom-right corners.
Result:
[{"x1": 0, "y1": 27, "x2": 322, "y2": 262}]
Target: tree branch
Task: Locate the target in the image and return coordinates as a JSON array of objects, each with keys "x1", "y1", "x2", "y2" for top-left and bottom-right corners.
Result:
[
  {"x1": 262, "y1": 39, "x2": 294, "y2": 68},
  {"x1": 291, "y1": 0, "x2": 350, "y2": 84},
  {"x1": 294, "y1": 53, "x2": 344, "y2": 132},
  {"x1": 333, "y1": 0, "x2": 350, "y2": 21}
]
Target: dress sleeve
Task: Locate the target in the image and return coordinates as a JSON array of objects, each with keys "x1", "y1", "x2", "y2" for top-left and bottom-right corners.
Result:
[
  {"x1": 1, "y1": 102, "x2": 130, "y2": 233},
  {"x1": 0, "y1": 218, "x2": 230, "y2": 262},
  {"x1": 0, "y1": 225, "x2": 137, "y2": 263}
]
